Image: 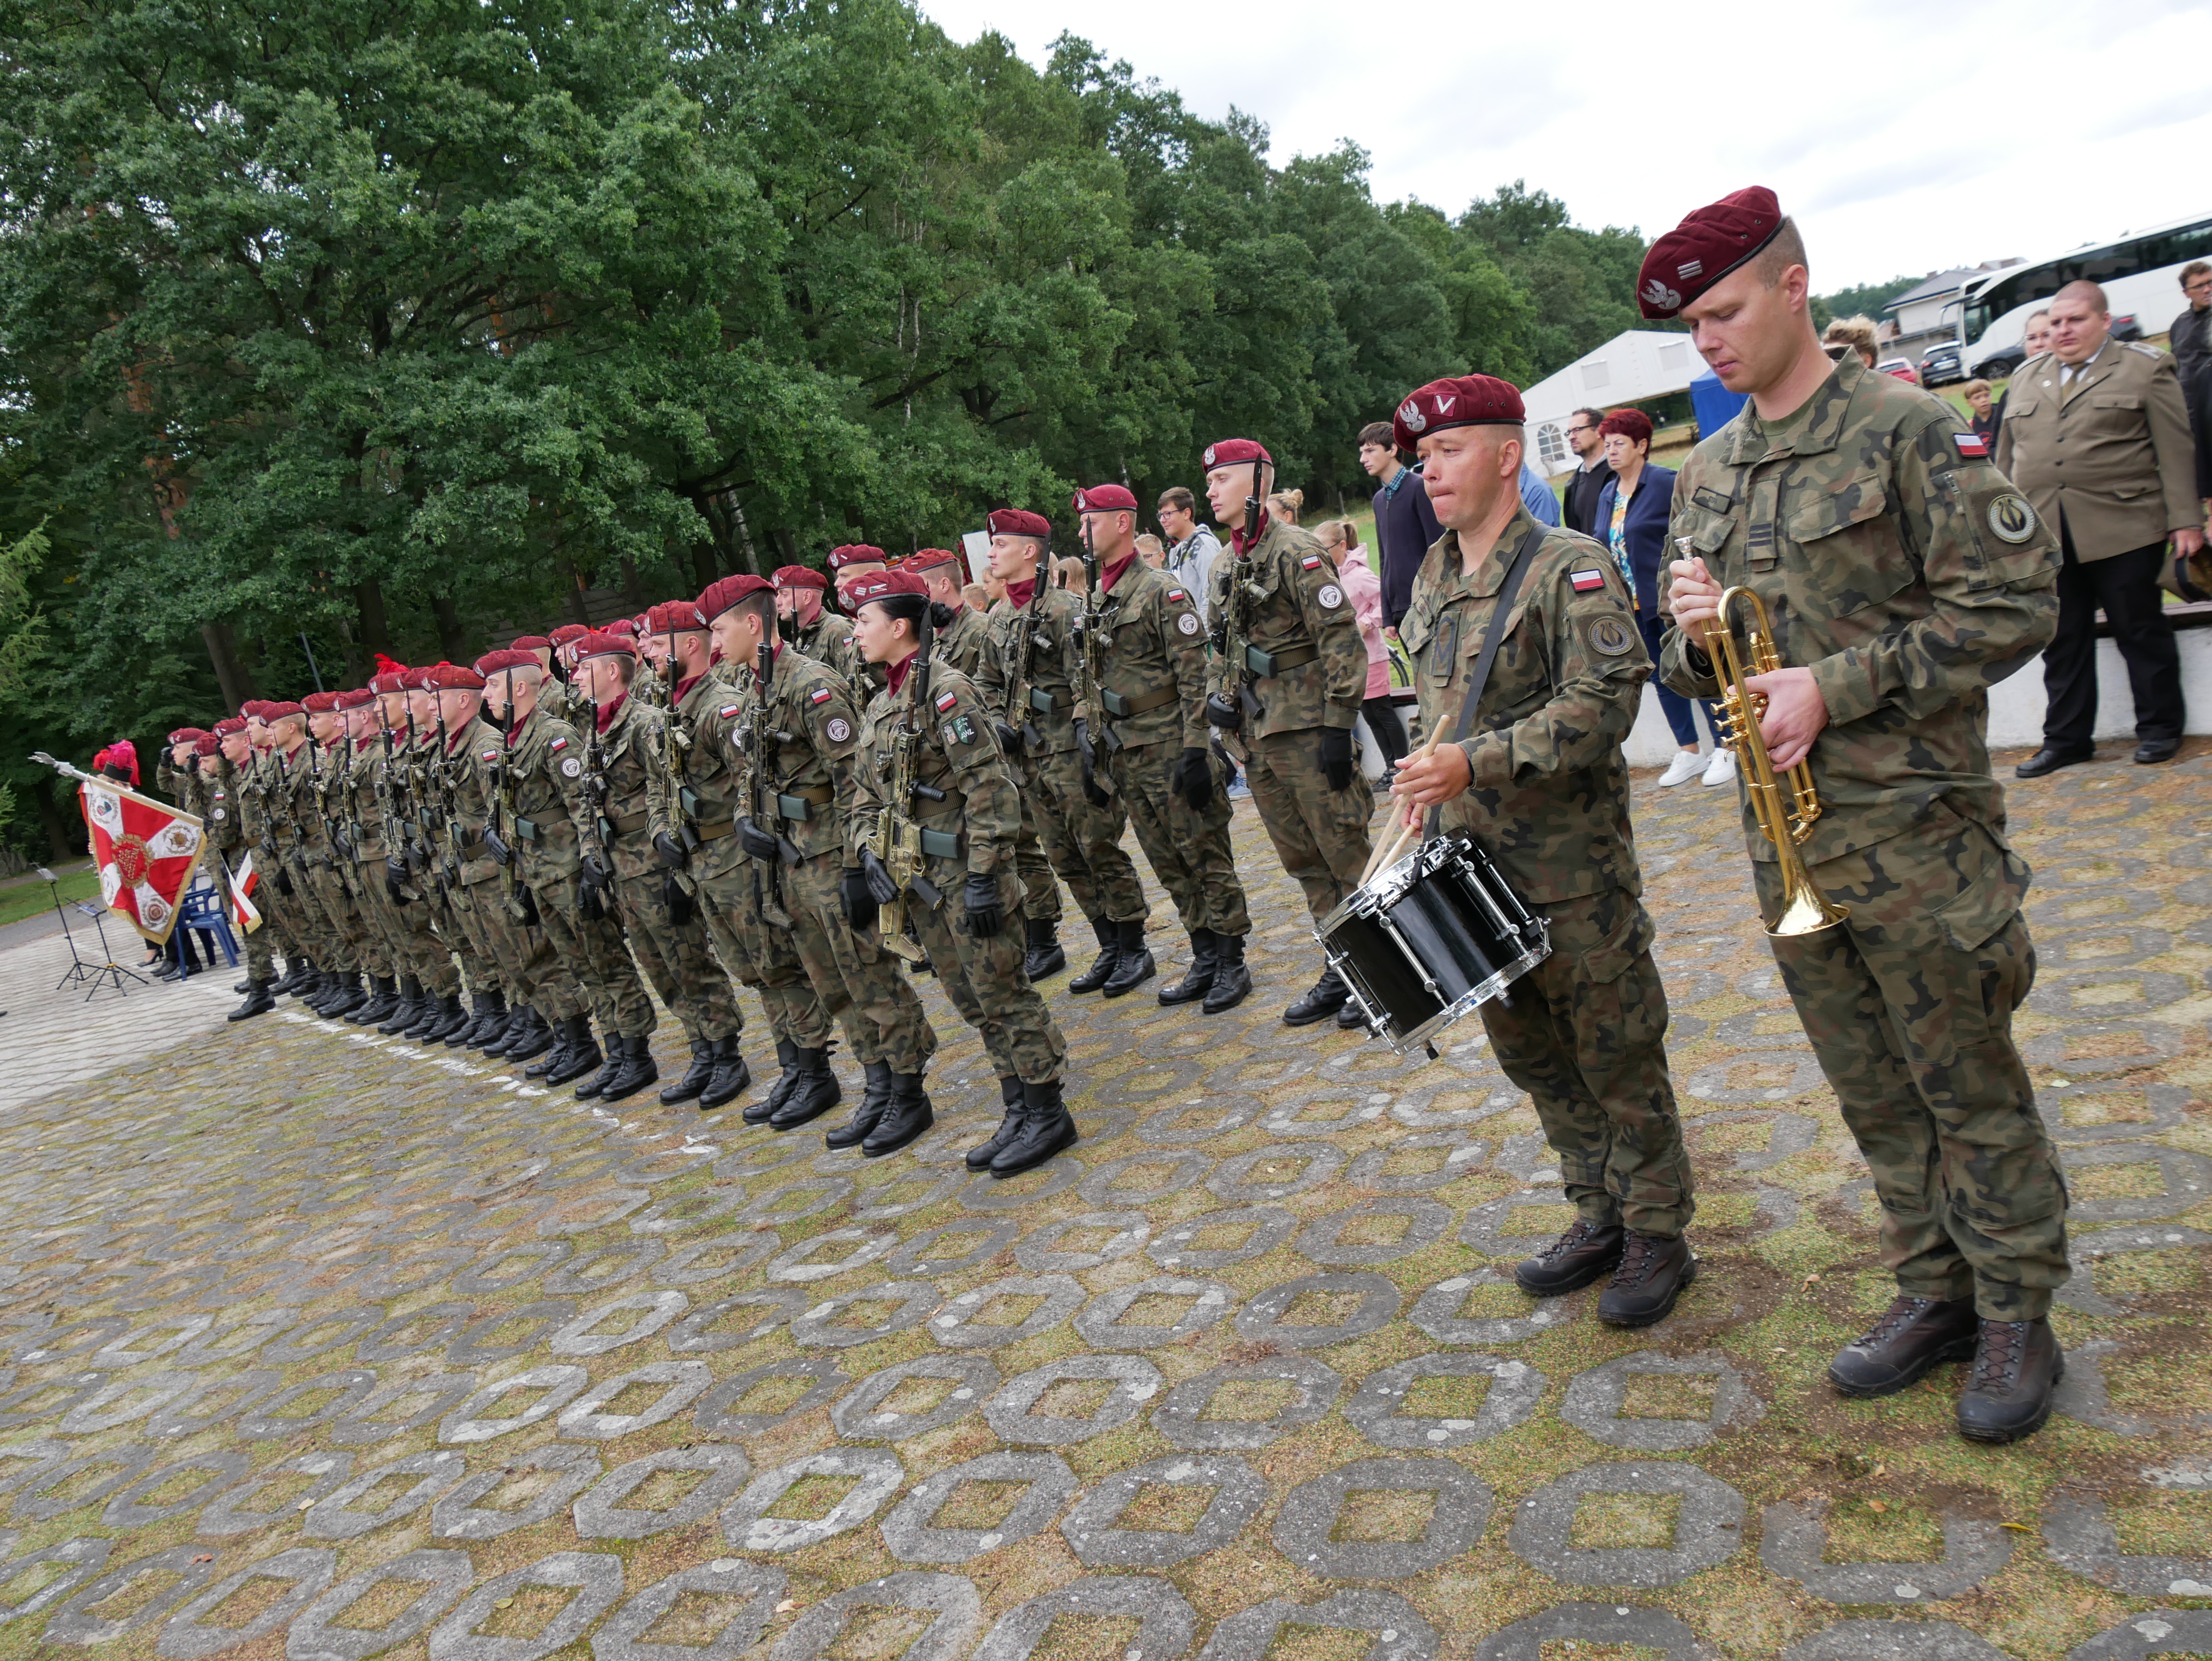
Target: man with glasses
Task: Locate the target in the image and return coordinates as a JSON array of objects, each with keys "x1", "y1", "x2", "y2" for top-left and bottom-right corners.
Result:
[
  {"x1": 1559, "y1": 407, "x2": 1614, "y2": 536},
  {"x1": 2172, "y1": 263, "x2": 2212, "y2": 502},
  {"x1": 1156, "y1": 488, "x2": 1223, "y2": 627}
]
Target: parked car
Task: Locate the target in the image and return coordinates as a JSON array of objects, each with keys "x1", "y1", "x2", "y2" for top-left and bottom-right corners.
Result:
[
  {"x1": 1919, "y1": 344, "x2": 1965, "y2": 387},
  {"x1": 1876, "y1": 358, "x2": 1920, "y2": 385}
]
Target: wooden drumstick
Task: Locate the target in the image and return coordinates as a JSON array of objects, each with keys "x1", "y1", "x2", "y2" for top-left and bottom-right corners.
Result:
[{"x1": 1361, "y1": 731, "x2": 1441, "y2": 885}]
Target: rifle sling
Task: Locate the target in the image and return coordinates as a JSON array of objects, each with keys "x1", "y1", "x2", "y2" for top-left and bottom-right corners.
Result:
[{"x1": 1421, "y1": 522, "x2": 1544, "y2": 844}]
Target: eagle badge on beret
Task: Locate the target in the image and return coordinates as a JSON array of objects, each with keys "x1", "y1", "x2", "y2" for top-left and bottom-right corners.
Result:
[
  {"x1": 1641, "y1": 277, "x2": 1682, "y2": 313},
  {"x1": 1396, "y1": 398, "x2": 1425, "y2": 434},
  {"x1": 1203, "y1": 445, "x2": 1217, "y2": 468}
]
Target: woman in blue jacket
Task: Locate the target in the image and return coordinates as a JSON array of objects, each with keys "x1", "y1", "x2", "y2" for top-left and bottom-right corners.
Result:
[{"x1": 1593, "y1": 410, "x2": 1729, "y2": 787}]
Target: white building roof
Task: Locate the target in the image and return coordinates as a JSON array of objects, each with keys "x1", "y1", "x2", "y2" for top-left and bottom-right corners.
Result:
[{"x1": 1523, "y1": 330, "x2": 1703, "y2": 477}]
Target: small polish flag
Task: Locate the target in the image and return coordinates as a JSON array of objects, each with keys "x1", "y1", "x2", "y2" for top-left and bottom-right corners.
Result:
[
  {"x1": 1953, "y1": 432, "x2": 1989, "y2": 458},
  {"x1": 1570, "y1": 569, "x2": 1607, "y2": 593}
]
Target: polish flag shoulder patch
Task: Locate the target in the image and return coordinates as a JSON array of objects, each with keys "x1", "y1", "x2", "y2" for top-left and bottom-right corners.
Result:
[
  {"x1": 1569, "y1": 569, "x2": 1608, "y2": 593},
  {"x1": 1952, "y1": 431, "x2": 1989, "y2": 458},
  {"x1": 718, "y1": 703, "x2": 741, "y2": 720},
  {"x1": 1166, "y1": 588, "x2": 1185, "y2": 602},
  {"x1": 480, "y1": 750, "x2": 500, "y2": 763},
  {"x1": 1301, "y1": 554, "x2": 1324, "y2": 570},
  {"x1": 935, "y1": 690, "x2": 959, "y2": 713},
  {"x1": 547, "y1": 735, "x2": 569, "y2": 752},
  {"x1": 809, "y1": 685, "x2": 834, "y2": 705}
]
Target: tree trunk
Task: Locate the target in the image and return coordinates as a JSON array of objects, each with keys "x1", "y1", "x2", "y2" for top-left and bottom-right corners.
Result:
[
  {"x1": 430, "y1": 592, "x2": 468, "y2": 662},
  {"x1": 691, "y1": 542, "x2": 719, "y2": 594},
  {"x1": 564, "y1": 563, "x2": 592, "y2": 627},
  {"x1": 354, "y1": 580, "x2": 391, "y2": 659},
  {"x1": 32, "y1": 775, "x2": 76, "y2": 859},
  {"x1": 618, "y1": 556, "x2": 644, "y2": 606},
  {"x1": 200, "y1": 619, "x2": 259, "y2": 713}
]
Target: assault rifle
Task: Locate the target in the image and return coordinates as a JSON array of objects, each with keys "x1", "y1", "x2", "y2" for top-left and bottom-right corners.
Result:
[
  {"x1": 868, "y1": 605, "x2": 941, "y2": 963},
  {"x1": 1074, "y1": 517, "x2": 1118, "y2": 800},
  {"x1": 745, "y1": 636, "x2": 802, "y2": 869},
  {"x1": 1003, "y1": 541, "x2": 1054, "y2": 753},
  {"x1": 663, "y1": 647, "x2": 700, "y2": 855},
  {"x1": 1205, "y1": 458, "x2": 1269, "y2": 735},
  {"x1": 432, "y1": 701, "x2": 463, "y2": 889}
]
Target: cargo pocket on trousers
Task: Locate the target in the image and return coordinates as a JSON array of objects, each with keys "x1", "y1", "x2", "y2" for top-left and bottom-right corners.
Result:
[{"x1": 1577, "y1": 900, "x2": 1667, "y2": 1055}]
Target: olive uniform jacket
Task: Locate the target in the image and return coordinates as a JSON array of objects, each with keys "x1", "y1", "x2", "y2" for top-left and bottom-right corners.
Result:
[
  {"x1": 502, "y1": 703, "x2": 587, "y2": 887},
  {"x1": 564, "y1": 695, "x2": 671, "y2": 882},
  {"x1": 848, "y1": 663, "x2": 1025, "y2": 901},
  {"x1": 644, "y1": 672, "x2": 754, "y2": 887},
  {"x1": 1095, "y1": 558, "x2": 1210, "y2": 753},
  {"x1": 445, "y1": 716, "x2": 509, "y2": 890},
  {"x1": 712, "y1": 642, "x2": 870, "y2": 866},
  {"x1": 1204, "y1": 514, "x2": 1368, "y2": 742},
  {"x1": 933, "y1": 602, "x2": 993, "y2": 683},
  {"x1": 978, "y1": 584, "x2": 1086, "y2": 759},
  {"x1": 1993, "y1": 339, "x2": 2199, "y2": 560}
]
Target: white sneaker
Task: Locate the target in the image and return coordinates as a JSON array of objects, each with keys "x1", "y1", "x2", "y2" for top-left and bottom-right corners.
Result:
[
  {"x1": 1702, "y1": 748, "x2": 1738, "y2": 787},
  {"x1": 1657, "y1": 751, "x2": 1704, "y2": 787}
]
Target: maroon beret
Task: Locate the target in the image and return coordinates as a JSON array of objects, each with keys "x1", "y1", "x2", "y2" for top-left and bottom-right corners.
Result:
[
  {"x1": 194, "y1": 734, "x2": 221, "y2": 757},
  {"x1": 698, "y1": 573, "x2": 775, "y2": 621},
  {"x1": 574, "y1": 630, "x2": 635, "y2": 660},
  {"x1": 848, "y1": 569, "x2": 931, "y2": 606},
  {"x1": 1598, "y1": 409, "x2": 1654, "y2": 446},
  {"x1": 646, "y1": 600, "x2": 707, "y2": 633},
  {"x1": 547, "y1": 624, "x2": 591, "y2": 647},
  {"x1": 985, "y1": 509, "x2": 1051, "y2": 540},
  {"x1": 332, "y1": 691, "x2": 374, "y2": 712},
  {"x1": 773, "y1": 565, "x2": 828, "y2": 592},
  {"x1": 422, "y1": 663, "x2": 487, "y2": 690},
  {"x1": 1201, "y1": 439, "x2": 1270, "y2": 471},
  {"x1": 166, "y1": 727, "x2": 204, "y2": 744},
  {"x1": 301, "y1": 692, "x2": 342, "y2": 713},
  {"x1": 369, "y1": 670, "x2": 408, "y2": 695},
  {"x1": 1637, "y1": 185, "x2": 1784, "y2": 319},
  {"x1": 214, "y1": 717, "x2": 248, "y2": 736},
  {"x1": 400, "y1": 667, "x2": 436, "y2": 692},
  {"x1": 477, "y1": 647, "x2": 540, "y2": 675},
  {"x1": 827, "y1": 544, "x2": 890, "y2": 571},
  {"x1": 903, "y1": 548, "x2": 961, "y2": 574},
  {"x1": 510, "y1": 634, "x2": 550, "y2": 652},
  {"x1": 263, "y1": 700, "x2": 305, "y2": 719},
  {"x1": 604, "y1": 619, "x2": 637, "y2": 638},
  {"x1": 1392, "y1": 375, "x2": 1527, "y2": 451},
  {"x1": 1073, "y1": 484, "x2": 1138, "y2": 514}
]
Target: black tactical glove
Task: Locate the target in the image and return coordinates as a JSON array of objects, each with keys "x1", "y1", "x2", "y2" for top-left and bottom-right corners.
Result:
[
  {"x1": 1204, "y1": 690, "x2": 1243, "y2": 730},
  {"x1": 736, "y1": 816, "x2": 781, "y2": 863},
  {"x1": 1077, "y1": 724, "x2": 1111, "y2": 808},
  {"x1": 963, "y1": 870, "x2": 1003, "y2": 938},
  {"x1": 274, "y1": 869, "x2": 294, "y2": 898},
  {"x1": 992, "y1": 720, "x2": 1023, "y2": 753},
  {"x1": 662, "y1": 870, "x2": 696, "y2": 926},
  {"x1": 1319, "y1": 726, "x2": 1355, "y2": 792},
  {"x1": 653, "y1": 830, "x2": 688, "y2": 869},
  {"x1": 860, "y1": 847, "x2": 898, "y2": 907},
  {"x1": 842, "y1": 867, "x2": 880, "y2": 932},
  {"x1": 579, "y1": 854, "x2": 612, "y2": 921},
  {"x1": 518, "y1": 885, "x2": 540, "y2": 927},
  {"x1": 1172, "y1": 746, "x2": 1214, "y2": 812}
]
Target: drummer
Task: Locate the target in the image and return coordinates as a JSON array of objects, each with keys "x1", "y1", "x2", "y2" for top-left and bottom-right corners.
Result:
[{"x1": 1387, "y1": 373, "x2": 1701, "y2": 1328}]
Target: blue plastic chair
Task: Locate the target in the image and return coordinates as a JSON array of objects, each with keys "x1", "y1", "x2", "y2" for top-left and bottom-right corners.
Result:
[{"x1": 177, "y1": 881, "x2": 238, "y2": 974}]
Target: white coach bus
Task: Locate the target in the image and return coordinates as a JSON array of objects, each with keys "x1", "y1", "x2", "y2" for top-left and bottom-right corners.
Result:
[{"x1": 1960, "y1": 210, "x2": 2212, "y2": 378}]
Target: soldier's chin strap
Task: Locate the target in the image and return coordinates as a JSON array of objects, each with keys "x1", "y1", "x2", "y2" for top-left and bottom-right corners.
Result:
[{"x1": 1422, "y1": 523, "x2": 1545, "y2": 845}]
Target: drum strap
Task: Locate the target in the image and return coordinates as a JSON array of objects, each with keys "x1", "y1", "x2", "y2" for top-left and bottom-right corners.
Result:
[{"x1": 1423, "y1": 522, "x2": 1546, "y2": 843}]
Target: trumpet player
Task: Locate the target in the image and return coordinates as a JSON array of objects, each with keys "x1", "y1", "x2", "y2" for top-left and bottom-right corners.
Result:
[
  {"x1": 1389, "y1": 373, "x2": 1700, "y2": 1330},
  {"x1": 1650, "y1": 187, "x2": 2071, "y2": 1442}
]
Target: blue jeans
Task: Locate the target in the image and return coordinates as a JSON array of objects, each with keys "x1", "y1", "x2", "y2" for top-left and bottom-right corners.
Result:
[{"x1": 1639, "y1": 613, "x2": 1716, "y2": 750}]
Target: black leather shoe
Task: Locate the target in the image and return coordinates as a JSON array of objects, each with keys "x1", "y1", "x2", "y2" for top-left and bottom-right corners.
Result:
[
  {"x1": 964, "y1": 1076, "x2": 1028, "y2": 1172},
  {"x1": 991, "y1": 1078, "x2": 1079, "y2": 1176},
  {"x1": 1957, "y1": 1318, "x2": 2064, "y2": 1443},
  {"x1": 662, "y1": 1040, "x2": 715, "y2": 1105},
  {"x1": 768, "y1": 1047, "x2": 843, "y2": 1130},
  {"x1": 1597, "y1": 1230, "x2": 1697, "y2": 1327},
  {"x1": 1283, "y1": 966, "x2": 1350, "y2": 1026},
  {"x1": 1827, "y1": 1295, "x2": 1979, "y2": 1398},
  {"x1": 1101, "y1": 921, "x2": 1155, "y2": 997},
  {"x1": 2135, "y1": 738, "x2": 2182, "y2": 765},
  {"x1": 545, "y1": 1017, "x2": 604, "y2": 1087},
  {"x1": 1200, "y1": 934, "x2": 1252, "y2": 1014},
  {"x1": 745, "y1": 1039, "x2": 801, "y2": 1125},
  {"x1": 1158, "y1": 929, "x2": 1217, "y2": 1005},
  {"x1": 1066, "y1": 918, "x2": 1119, "y2": 993},
  {"x1": 1023, "y1": 919, "x2": 1067, "y2": 982},
  {"x1": 698, "y1": 1039, "x2": 752, "y2": 1111},
  {"x1": 825, "y1": 1061, "x2": 895, "y2": 1150},
  {"x1": 597, "y1": 1034, "x2": 661, "y2": 1104},
  {"x1": 576, "y1": 1026, "x2": 626, "y2": 1098},
  {"x1": 1514, "y1": 1219, "x2": 1624, "y2": 1297},
  {"x1": 227, "y1": 980, "x2": 277, "y2": 1022},
  {"x1": 863, "y1": 1072, "x2": 935, "y2": 1157},
  {"x1": 2015, "y1": 745, "x2": 2093, "y2": 779}
]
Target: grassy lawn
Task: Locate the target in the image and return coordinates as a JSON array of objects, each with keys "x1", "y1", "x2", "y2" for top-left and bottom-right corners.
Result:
[{"x1": 0, "y1": 865, "x2": 100, "y2": 929}]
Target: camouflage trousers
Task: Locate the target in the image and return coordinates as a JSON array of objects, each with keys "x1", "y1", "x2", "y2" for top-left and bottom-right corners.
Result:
[
  {"x1": 1244, "y1": 726, "x2": 1373, "y2": 923},
  {"x1": 1479, "y1": 885, "x2": 1696, "y2": 1238},
  {"x1": 772, "y1": 852, "x2": 938, "y2": 1072},
  {"x1": 1110, "y1": 740, "x2": 1251, "y2": 939},
  {"x1": 693, "y1": 858, "x2": 811, "y2": 1046},
  {"x1": 356, "y1": 863, "x2": 460, "y2": 996},
  {"x1": 298, "y1": 857, "x2": 374, "y2": 976},
  {"x1": 1022, "y1": 746, "x2": 1147, "y2": 925},
  {"x1": 1012, "y1": 796, "x2": 1061, "y2": 926},
  {"x1": 471, "y1": 884, "x2": 581, "y2": 1020},
  {"x1": 614, "y1": 866, "x2": 741, "y2": 1044},
  {"x1": 911, "y1": 891, "x2": 1066, "y2": 1084},
  {"x1": 1761, "y1": 807, "x2": 2070, "y2": 1320},
  {"x1": 443, "y1": 881, "x2": 520, "y2": 1004},
  {"x1": 534, "y1": 875, "x2": 656, "y2": 1039}
]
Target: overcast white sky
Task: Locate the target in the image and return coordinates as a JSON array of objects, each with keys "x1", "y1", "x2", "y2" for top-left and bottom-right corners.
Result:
[{"x1": 920, "y1": 0, "x2": 2212, "y2": 294}]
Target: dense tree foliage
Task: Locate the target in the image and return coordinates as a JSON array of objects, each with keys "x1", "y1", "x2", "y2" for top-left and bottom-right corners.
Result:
[{"x1": 0, "y1": 0, "x2": 1656, "y2": 848}]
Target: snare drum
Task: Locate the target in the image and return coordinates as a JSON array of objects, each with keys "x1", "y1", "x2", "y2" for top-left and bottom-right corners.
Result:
[{"x1": 1316, "y1": 836, "x2": 1549, "y2": 1055}]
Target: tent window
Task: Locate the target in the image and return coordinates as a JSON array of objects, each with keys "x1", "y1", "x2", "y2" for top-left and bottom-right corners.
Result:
[
  {"x1": 1536, "y1": 424, "x2": 1567, "y2": 468},
  {"x1": 1581, "y1": 361, "x2": 1610, "y2": 390},
  {"x1": 1659, "y1": 342, "x2": 1688, "y2": 372}
]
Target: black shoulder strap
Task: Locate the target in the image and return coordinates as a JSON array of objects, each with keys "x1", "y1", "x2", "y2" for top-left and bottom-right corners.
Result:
[{"x1": 1424, "y1": 522, "x2": 1546, "y2": 841}]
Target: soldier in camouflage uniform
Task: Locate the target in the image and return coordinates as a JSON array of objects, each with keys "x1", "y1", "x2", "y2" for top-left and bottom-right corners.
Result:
[
  {"x1": 1072, "y1": 484, "x2": 1253, "y2": 1012},
  {"x1": 1199, "y1": 439, "x2": 1375, "y2": 1027},
  {"x1": 269, "y1": 700, "x2": 371, "y2": 1018},
  {"x1": 411, "y1": 670, "x2": 518, "y2": 1051},
  {"x1": 343, "y1": 668, "x2": 457, "y2": 1038},
  {"x1": 208, "y1": 717, "x2": 281, "y2": 1015},
  {"x1": 977, "y1": 509, "x2": 1150, "y2": 995},
  {"x1": 847, "y1": 569, "x2": 1077, "y2": 1172},
  {"x1": 1388, "y1": 375, "x2": 1700, "y2": 1329},
  {"x1": 234, "y1": 709, "x2": 309, "y2": 995},
  {"x1": 569, "y1": 630, "x2": 748, "y2": 1107},
  {"x1": 396, "y1": 668, "x2": 476, "y2": 1041},
  {"x1": 776, "y1": 566, "x2": 856, "y2": 667},
  {"x1": 1648, "y1": 187, "x2": 2070, "y2": 1439},
  {"x1": 906, "y1": 549, "x2": 994, "y2": 678},
  {"x1": 700, "y1": 579, "x2": 943, "y2": 1147},
  {"x1": 823, "y1": 546, "x2": 893, "y2": 698}
]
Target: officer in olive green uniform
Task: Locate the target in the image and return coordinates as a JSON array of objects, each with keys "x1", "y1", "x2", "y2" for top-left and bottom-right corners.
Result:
[
  {"x1": 1646, "y1": 187, "x2": 2069, "y2": 1441},
  {"x1": 1071, "y1": 484, "x2": 1253, "y2": 1012},
  {"x1": 977, "y1": 509, "x2": 1149, "y2": 995},
  {"x1": 1388, "y1": 375, "x2": 1699, "y2": 1329},
  {"x1": 847, "y1": 569, "x2": 1077, "y2": 1172},
  {"x1": 1200, "y1": 439, "x2": 1375, "y2": 1027}
]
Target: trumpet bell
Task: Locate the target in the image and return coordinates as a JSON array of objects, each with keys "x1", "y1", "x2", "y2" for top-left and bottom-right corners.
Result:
[{"x1": 1768, "y1": 877, "x2": 1850, "y2": 937}]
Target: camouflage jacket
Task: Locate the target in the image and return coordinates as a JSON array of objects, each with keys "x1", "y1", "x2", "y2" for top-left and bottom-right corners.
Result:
[
  {"x1": 849, "y1": 661, "x2": 1024, "y2": 893},
  {"x1": 977, "y1": 584, "x2": 1085, "y2": 759},
  {"x1": 271, "y1": 741, "x2": 332, "y2": 862},
  {"x1": 203, "y1": 763, "x2": 243, "y2": 852},
  {"x1": 566, "y1": 695, "x2": 665, "y2": 882},
  {"x1": 1400, "y1": 505, "x2": 1650, "y2": 903},
  {"x1": 1096, "y1": 557, "x2": 1210, "y2": 752},
  {"x1": 1205, "y1": 514, "x2": 1368, "y2": 739},
  {"x1": 933, "y1": 602, "x2": 992, "y2": 682},
  {"x1": 795, "y1": 610, "x2": 856, "y2": 668},
  {"x1": 445, "y1": 717, "x2": 507, "y2": 887},
  {"x1": 238, "y1": 750, "x2": 281, "y2": 848},
  {"x1": 1659, "y1": 354, "x2": 2059, "y2": 864},
  {"x1": 343, "y1": 734, "x2": 392, "y2": 863},
  {"x1": 644, "y1": 672, "x2": 752, "y2": 886},
  {"x1": 708, "y1": 643, "x2": 868, "y2": 866},
  {"x1": 503, "y1": 702, "x2": 587, "y2": 885}
]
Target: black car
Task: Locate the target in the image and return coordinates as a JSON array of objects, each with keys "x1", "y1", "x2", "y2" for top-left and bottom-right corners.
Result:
[{"x1": 1919, "y1": 343, "x2": 1965, "y2": 387}]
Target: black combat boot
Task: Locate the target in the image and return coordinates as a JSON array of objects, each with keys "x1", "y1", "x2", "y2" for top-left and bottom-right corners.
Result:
[
  {"x1": 227, "y1": 980, "x2": 277, "y2": 1022},
  {"x1": 1066, "y1": 918, "x2": 1119, "y2": 993},
  {"x1": 1024, "y1": 917, "x2": 1066, "y2": 981},
  {"x1": 1514, "y1": 1218, "x2": 1626, "y2": 1297},
  {"x1": 863, "y1": 1071, "x2": 934, "y2": 1157},
  {"x1": 404, "y1": 986, "x2": 449, "y2": 1039},
  {"x1": 348, "y1": 975, "x2": 398, "y2": 1025},
  {"x1": 272, "y1": 958, "x2": 307, "y2": 996},
  {"x1": 1101, "y1": 920, "x2": 1155, "y2": 997},
  {"x1": 1597, "y1": 1231, "x2": 1697, "y2": 1327},
  {"x1": 698, "y1": 1039, "x2": 752, "y2": 1111},
  {"x1": 544, "y1": 1015, "x2": 604, "y2": 1088},
  {"x1": 1827, "y1": 1296, "x2": 1980, "y2": 1398},
  {"x1": 488, "y1": 1004, "x2": 544, "y2": 1059},
  {"x1": 1200, "y1": 933, "x2": 1252, "y2": 1014},
  {"x1": 662, "y1": 1039, "x2": 715, "y2": 1106},
  {"x1": 990, "y1": 1078, "x2": 1079, "y2": 1176},
  {"x1": 596, "y1": 1034, "x2": 660, "y2": 1104},
  {"x1": 1957, "y1": 1317, "x2": 2064, "y2": 1443},
  {"x1": 745, "y1": 1039, "x2": 801, "y2": 1125},
  {"x1": 378, "y1": 975, "x2": 425, "y2": 1034},
  {"x1": 1335, "y1": 994, "x2": 1369, "y2": 1031},
  {"x1": 825, "y1": 1060, "x2": 896, "y2": 1150},
  {"x1": 424, "y1": 993, "x2": 471, "y2": 1043},
  {"x1": 1157, "y1": 929, "x2": 1217, "y2": 1006},
  {"x1": 296, "y1": 970, "x2": 333, "y2": 1012},
  {"x1": 965, "y1": 1076, "x2": 1027, "y2": 1171},
  {"x1": 526, "y1": 1014, "x2": 576, "y2": 1077},
  {"x1": 767, "y1": 1047, "x2": 842, "y2": 1131},
  {"x1": 319, "y1": 972, "x2": 367, "y2": 1019},
  {"x1": 576, "y1": 1023, "x2": 627, "y2": 1099},
  {"x1": 1282, "y1": 964, "x2": 1350, "y2": 1026},
  {"x1": 233, "y1": 975, "x2": 252, "y2": 994},
  {"x1": 448, "y1": 990, "x2": 499, "y2": 1047}
]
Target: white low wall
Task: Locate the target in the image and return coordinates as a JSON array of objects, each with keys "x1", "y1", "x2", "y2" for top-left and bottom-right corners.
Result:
[{"x1": 1621, "y1": 630, "x2": 2212, "y2": 767}]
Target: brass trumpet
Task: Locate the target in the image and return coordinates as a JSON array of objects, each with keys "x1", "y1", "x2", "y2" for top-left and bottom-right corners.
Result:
[{"x1": 1699, "y1": 585, "x2": 1849, "y2": 937}]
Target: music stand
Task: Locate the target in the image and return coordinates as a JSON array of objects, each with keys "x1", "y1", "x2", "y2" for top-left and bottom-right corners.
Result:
[{"x1": 45, "y1": 866, "x2": 143, "y2": 1000}]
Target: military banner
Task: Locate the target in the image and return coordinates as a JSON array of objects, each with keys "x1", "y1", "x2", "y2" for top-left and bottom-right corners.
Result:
[{"x1": 78, "y1": 777, "x2": 207, "y2": 945}]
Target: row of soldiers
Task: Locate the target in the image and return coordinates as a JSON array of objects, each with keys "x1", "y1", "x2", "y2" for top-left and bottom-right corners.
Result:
[{"x1": 150, "y1": 466, "x2": 1381, "y2": 1175}]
